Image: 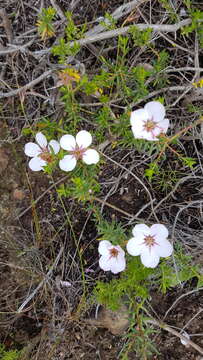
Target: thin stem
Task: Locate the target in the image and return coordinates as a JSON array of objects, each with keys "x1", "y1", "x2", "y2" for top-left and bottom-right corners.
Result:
[
  {"x1": 146, "y1": 318, "x2": 203, "y2": 355},
  {"x1": 93, "y1": 196, "x2": 133, "y2": 218}
]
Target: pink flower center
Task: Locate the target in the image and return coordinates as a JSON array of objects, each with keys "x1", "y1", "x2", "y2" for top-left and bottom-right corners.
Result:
[
  {"x1": 70, "y1": 145, "x2": 87, "y2": 160},
  {"x1": 109, "y1": 247, "x2": 119, "y2": 259}
]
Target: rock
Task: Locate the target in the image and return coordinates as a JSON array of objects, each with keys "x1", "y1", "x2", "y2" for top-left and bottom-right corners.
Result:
[
  {"x1": 13, "y1": 188, "x2": 25, "y2": 200},
  {"x1": 86, "y1": 304, "x2": 130, "y2": 335}
]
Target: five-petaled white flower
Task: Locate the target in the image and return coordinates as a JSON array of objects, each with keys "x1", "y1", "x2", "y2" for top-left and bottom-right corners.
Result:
[
  {"x1": 24, "y1": 132, "x2": 60, "y2": 171},
  {"x1": 59, "y1": 130, "x2": 100, "y2": 172},
  {"x1": 130, "y1": 101, "x2": 169, "y2": 141},
  {"x1": 98, "y1": 240, "x2": 126, "y2": 274},
  {"x1": 126, "y1": 224, "x2": 173, "y2": 268}
]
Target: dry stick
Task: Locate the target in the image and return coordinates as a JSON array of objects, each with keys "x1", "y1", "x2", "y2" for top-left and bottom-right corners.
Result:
[
  {"x1": 0, "y1": 19, "x2": 191, "y2": 99},
  {"x1": 94, "y1": 196, "x2": 133, "y2": 219},
  {"x1": 164, "y1": 288, "x2": 203, "y2": 320},
  {"x1": 15, "y1": 175, "x2": 69, "y2": 220},
  {"x1": 100, "y1": 151, "x2": 159, "y2": 222},
  {"x1": 0, "y1": 8, "x2": 13, "y2": 43},
  {"x1": 0, "y1": 38, "x2": 35, "y2": 56},
  {"x1": 130, "y1": 85, "x2": 193, "y2": 108},
  {"x1": 148, "y1": 175, "x2": 203, "y2": 220},
  {"x1": 17, "y1": 246, "x2": 64, "y2": 313},
  {"x1": 147, "y1": 318, "x2": 203, "y2": 355},
  {"x1": 0, "y1": 68, "x2": 54, "y2": 99},
  {"x1": 71, "y1": 19, "x2": 191, "y2": 47},
  {"x1": 85, "y1": 0, "x2": 148, "y2": 37},
  {"x1": 68, "y1": 0, "x2": 81, "y2": 11},
  {"x1": 171, "y1": 199, "x2": 203, "y2": 240},
  {"x1": 24, "y1": 18, "x2": 193, "y2": 59},
  {"x1": 49, "y1": 0, "x2": 66, "y2": 21}
]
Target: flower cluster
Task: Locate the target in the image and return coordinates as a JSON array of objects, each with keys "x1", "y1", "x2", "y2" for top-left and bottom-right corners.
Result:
[
  {"x1": 98, "y1": 224, "x2": 173, "y2": 274},
  {"x1": 24, "y1": 130, "x2": 100, "y2": 172},
  {"x1": 24, "y1": 101, "x2": 173, "y2": 275}
]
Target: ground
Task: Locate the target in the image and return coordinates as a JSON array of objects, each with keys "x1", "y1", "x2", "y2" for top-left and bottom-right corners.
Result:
[{"x1": 0, "y1": 0, "x2": 203, "y2": 359}]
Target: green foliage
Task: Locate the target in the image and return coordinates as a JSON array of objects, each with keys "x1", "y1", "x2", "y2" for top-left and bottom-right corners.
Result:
[
  {"x1": 158, "y1": 248, "x2": 203, "y2": 293},
  {"x1": 159, "y1": 0, "x2": 179, "y2": 22},
  {"x1": 94, "y1": 256, "x2": 152, "y2": 310},
  {"x1": 0, "y1": 344, "x2": 20, "y2": 360},
  {"x1": 132, "y1": 65, "x2": 151, "y2": 98},
  {"x1": 152, "y1": 50, "x2": 170, "y2": 87},
  {"x1": 145, "y1": 162, "x2": 159, "y2": 181},
  {"x1": 121, "y1": 323, "x2": 158, "y2": 360},
  {"x1": 57, "y1": 166, "x2": 100, "y2": 202},
  {"x1": 96, "y1": 218, "x2": 127, "y2": 246},
  {"x1": 99, "y1": 13, "x2": 117, "y2": 30},
  {"x1": 183, "y1": 8, "x2": 203, "y2": 48},
  {"x1": 181, "y1": 157, "x2": 197, "y2": 168},
  {"x1": 129, "y1": 26, "x2": 152, "y2": 47},
  {"x1": 94, "y1": 244, "x2": 203, "y2": 311},
  {"x1": 52, "y1": 38, "x2": 81, "y2": 62},
  {"x1": 36, "y1": 7, "x2": 56, "y2": 40},
  {"x1": 51, "y1": 12, "x2": 87, "y2": 61},
  {"x1": 65, "y1": 11, "x2": 87, "y2": 40}
]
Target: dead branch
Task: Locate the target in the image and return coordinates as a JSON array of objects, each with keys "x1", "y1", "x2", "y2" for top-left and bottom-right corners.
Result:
[
  {"x1": 17, "y1": 246, "x2": 64, "y2": 313},
  {"x1": 147, "y1": 318, "x2": 203, "y2": 356},
  {"x1": 85, "y1": 0, "x2": 148, "y2": 37},
  {"x1": 0, "y1": 38, "x2": 35, "y2": 56},
  {"x1": 49, "y1": 0, "x2": 66, "y2": 21},
  {"x1": 0, "y1": 8, "x2": 13, "y2": 43},
  {"x1": 75, "y1": 19, "x2": 191, "y2": 47}
]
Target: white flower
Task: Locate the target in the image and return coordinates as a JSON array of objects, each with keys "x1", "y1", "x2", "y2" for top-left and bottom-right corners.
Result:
[
  {"x1": 130, "y1": 101, "x2": 169, "y2": 141},
  {"x1": 126, "y1": 224, "x2": 173, "y2": 268},
  {"x1": 98, "y1": 240, "x2": 126, "y2": 274},
  {"x1": 24, "y1": 132, "x2": 60, "y2": 171},
  {"x1": 59, "y1": 130, "x2": 100, "y2": 172}
]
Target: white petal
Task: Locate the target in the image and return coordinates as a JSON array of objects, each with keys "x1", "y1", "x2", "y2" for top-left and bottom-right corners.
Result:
[
  {"x1": 132, "y1": 224, "x2": 150, "y2": 237},
  {"x1": 48, "y1": 140, "x2": 60, "y2": 154},
  {"x1": 98, "y1": 240, "x2": 112, "y2": 256},
  {"x1": 35, "y1": 132, "x2": 47, "y2": 148},
  {"x1": 76, "y1": 130, "x2": 92, "y2": 148},
  {"x1": 24, "y1": 142, "x2": 41, "y2": 157},
  {"x1": 82, "y1": 149, "x2": 100, "y2": 165},
  {"x1": 130, "y1": 109, "x2": 149, "y2": 127},
  {"x1": 155, "y1": 239, "x2": 173, "y2": 258},
  {"x1": 110, "y1": 256, "x2": 126, "y2": 274},
  {"x1": 59, "y1": 155, "x2": 77, "y2": 171},
  {"x1": 143, "y1": 130, "x2": 159, "y2": 141},
  {"x1": 28, "y1": 157, "x2": 47, "y2": 171},
  {"x1": 131, "y1": 122, "x2": 146, "y2": 139},
  {"x1": 158, "y1": 118, "x2": 169, "y2": 134},
  {"x1": 144, "y1": 101, "x2": 165, "y2": 123},
  {"x1": 116, "y1": 245, "x2": 125, "y2": 257},
  {"x1": 126, "y1": 237, "x2": 145, "y2": 256},
  {"x1": 150, "y1": 224, "x2": 169, "y2": 240},
  {"x1": 99, "y1": 255, "x2": 111, "y2": 271},
  {"x1": 140, "y1": 247, "x2": 160, "y2": 268},
  {"x1": 60, "y1": 135, "x2": 76, "y2": 151}
]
